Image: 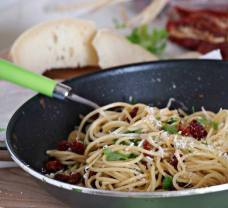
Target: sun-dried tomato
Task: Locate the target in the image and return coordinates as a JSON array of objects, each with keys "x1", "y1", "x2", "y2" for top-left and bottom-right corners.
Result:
[
  {"x1": 57, "y1": 140, "x2": 70, "y2": 151},
  {"x1": 70, "y1": 141, "x2": 85, "y2": 155},
  {"x1": 89, "y1": 171, "x2": 96, "y2": 177},
  {"x1": 180, "y1": 120, "x2": 207, "y2": 140},
  {"x1": 143, "y1": 140, "x2": 153, "y2": 150},
  {"x1": 167, "y1": 6, "x2": 228, "y2": 60},
  {"x1": 55, "y1": 173, "x2": 70, "y2": 182},
  {"x1": 68, "y1": 173, "x2": 82, "y2": 184},
  {"x1": 169, "y1": 154, "x2": 178, "y2": 169},
  {"x1": 141, "y1": 160, "x2": 148, "y2": 167},
  {"x1": 143, "y1": 140, "x2": 156, "y2": 157},
  {"x1": 90, "y1": 113, "x2": 99, "y2": 120},
  {"x1": 45, "y1": 160, "x2": 64, "y2": 173},
  {"x1": 130, "y1": 107, "x2": 139, "y2": 118},
  {"x1": 189, "y1": 120, "x2": 207, "y2": 140},
  {"x1": 55, "y1": 173, "x2": 81, "y2": 185},
  {"x1": 173, "y1": 6, "x2": 228, "y2": 19},
  {"x1": 179, "y1": 126, "x2": 191, "y2": 137}
]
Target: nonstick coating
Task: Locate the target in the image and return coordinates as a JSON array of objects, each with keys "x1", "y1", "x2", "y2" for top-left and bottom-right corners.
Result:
[{"x1": 6, "y1": 60, "x2": 228, "y2": 208}]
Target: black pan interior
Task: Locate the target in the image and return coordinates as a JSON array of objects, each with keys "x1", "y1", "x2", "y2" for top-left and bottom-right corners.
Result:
[{"x1": 6, "y1": 60, "x2": 228, "y2": 173}]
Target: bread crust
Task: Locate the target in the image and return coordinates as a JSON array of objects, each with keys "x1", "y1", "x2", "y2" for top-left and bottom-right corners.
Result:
[
  {"x1": 92, "y1": 29, "x2": 157, "y2": 69},
  {"x1": 10, "y1": 18, "x2": 98, "y2": 73}
]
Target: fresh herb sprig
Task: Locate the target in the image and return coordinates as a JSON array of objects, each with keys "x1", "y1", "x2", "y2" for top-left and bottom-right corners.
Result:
[
  {"x1": 162, "y1": 124, "x2": 178, "y2": 134},
  {"x1": 162, "y1": 117, "x2": 179, "y2": 134},
  {"x1": 127, "y1": 25, "x2": 168, "y2": 55}
]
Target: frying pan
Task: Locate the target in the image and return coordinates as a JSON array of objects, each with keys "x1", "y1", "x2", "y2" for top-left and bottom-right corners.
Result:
[{"x1": 6, "y1": 60, "x2": 228, "y2": 208}]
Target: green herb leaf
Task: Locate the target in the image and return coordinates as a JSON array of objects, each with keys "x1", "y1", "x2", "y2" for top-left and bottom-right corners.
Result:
[
  {"x1": 197, "y1": 117, "x2": 219, "y2": 130},
  {"x1": 112, "y1": 139, "x2": 118, "y2": 144},
  {"x1": 72, "y1": 188, "x2": 82, "y2": 193},
  {"x1": 0, "y1": 128, "x2": 6, "y2": 132},
  {"x1": 104, "y1": 148, "x2": 127, "y2": 161},
  {"x1": 162, "y1": 117, "x2": 179, "y2": 134},
  {"x1": 166, "y1": 117, "x2": 178, "y2": 125},
  {"x1": 162, "y1": 176, "x2": 173, "y2": 190},
  {"x1": 104, "y1": 148, "x2": 137, "y2": 161},
  {"x1": 128, "y1": 153, "x2": 138, "y2": 159},
  {"x1": 127, "y1": 25, "x2": 168, "y2": 55},
  {"x1": 211, "y1": 121, "x2": 219, "y2": 130},
  {"x1": 197, "y1": 117, "x2": 207, "y2": 126},
  {"x1": 162, "y1": 124, "x2": 178, "y2": 134}
]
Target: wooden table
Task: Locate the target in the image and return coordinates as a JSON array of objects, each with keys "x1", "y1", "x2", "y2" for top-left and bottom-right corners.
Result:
[{"x1": 0, "y1": 151, "x2": 66, "y2": 208}]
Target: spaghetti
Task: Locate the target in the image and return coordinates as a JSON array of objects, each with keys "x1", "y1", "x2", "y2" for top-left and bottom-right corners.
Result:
[{"x1": 45, "y1": 102, "x2": 228, "y2": 192}]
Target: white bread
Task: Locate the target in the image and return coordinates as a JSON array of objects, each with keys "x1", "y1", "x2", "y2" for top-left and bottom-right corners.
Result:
[
  {"x1": 92, "y1": 29, "x2": 157, "y2": 69},
  {"x1": 174, "y1": 52, "x2": 202, "y2": 59},
  {"x1": 10, "y1": 18, "x2": 98, "y2": 73}
]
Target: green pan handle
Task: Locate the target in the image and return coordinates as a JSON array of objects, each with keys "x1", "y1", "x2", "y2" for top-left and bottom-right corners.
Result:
[{"x1": 0, "y1": 59, "x2": 57, "y2": 97}]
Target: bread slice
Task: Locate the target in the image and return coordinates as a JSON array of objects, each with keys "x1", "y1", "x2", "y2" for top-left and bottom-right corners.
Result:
[
  {"x1": 174, "y1": 52, "x2": 202, "y2": 59},
  {"x1": 10, "y1": 18, "x2": 98, "y2": 73},
  {"x1": 92, "y1": 29, "x2": 157, "y2": 69}
]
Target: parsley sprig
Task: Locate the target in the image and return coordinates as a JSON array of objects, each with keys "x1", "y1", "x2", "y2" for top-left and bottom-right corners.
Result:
[
  {"x1": 162, "y1": 117, "x2": 179, "y2": 134},
  {"x1": 127, "y1": 25, "x2": 168, "y2": 55}
]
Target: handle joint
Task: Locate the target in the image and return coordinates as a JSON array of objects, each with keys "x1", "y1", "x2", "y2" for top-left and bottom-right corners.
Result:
[{"x1": 53, "y1": 83, "x2": 72, "y2": 100}]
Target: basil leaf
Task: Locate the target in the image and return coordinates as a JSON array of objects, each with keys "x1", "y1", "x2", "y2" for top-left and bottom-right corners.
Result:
[
  {"x1": 104, "y1": 148, "x2": 137, "y2": 161},
  {"x1": 162, "y1": 124, "x2": 178, "y2": 134},
  {"x1": 162, "y1": 176, "x2": 173, "y2": 190}
]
